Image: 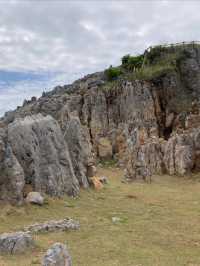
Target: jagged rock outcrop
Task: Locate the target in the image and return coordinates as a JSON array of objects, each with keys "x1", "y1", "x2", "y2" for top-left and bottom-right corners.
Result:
[
  {"x1": 0, "y1": 128, "x2": 25, "y2": 204},
  {"x1": 125, "y1": 126, "x2": 200, "y2": 179},
  {"x1": 0, "y1": 112, "x2": 94, "y2": 203},
  {"x1": 164, "y1": 128, "x2": 200, "y2": 176},
  {"x1": 1, "y1": 44, "x2": 200, "y2": 203},
  {"x1": 8, "y1": 114, "x2": 79, "y2": 197},
  {"x1": 63, "y1": 116, "x2": 92, "y2": 188},
  {"x1": 125, "y1": 137, "x2": 164, "y2": 181}
]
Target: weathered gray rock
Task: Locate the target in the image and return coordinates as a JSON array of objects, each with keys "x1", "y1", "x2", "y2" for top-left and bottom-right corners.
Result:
[
  {"x1": 163, "y1": 132, "x2": 195, "y2": 176},
  {"x1": 1, "y1": 45, "x2": 200, "y2": 203},
  {"x1": 63, "y1": 116, "x2": 93, "y2": 188},
  {"x1": 0, "y1": 127, "x2": 25, "y2": 204},
  {"x1": 24, "y1": 218, "x2": 79, "y2": 233},
  {"x1": 125, "y1": 126, "x2": 200, "y2": 180},
  {"x1": 175, "y1": 145, "x2": 194, "y2": 175},
  {"x1": 0, "y1": 231, "x2": 34, "y2": 254},
  {"x1": 8, "y1": 114, "x2": 79, "y2": 197},
  {"x1": 125, "y1": 131, "x2": 164, "y2": 181},
  {"x1": 26, "y1": 191, "x2": 44, "y2": 205},
  {"x1": 42, "y1": 242, "x2": 72, "y2": 266},
  {"x1": 0, "y1": 144, "x2": 25, "y2": 204}
]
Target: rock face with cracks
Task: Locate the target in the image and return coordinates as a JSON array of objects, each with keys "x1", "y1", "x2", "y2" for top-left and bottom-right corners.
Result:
[
  {"x1": 8, "y1": 114, "x2": 79, "y2": 197},
  {"x1": 1, "y1": 45, "x2": 200, "y2": 203}
]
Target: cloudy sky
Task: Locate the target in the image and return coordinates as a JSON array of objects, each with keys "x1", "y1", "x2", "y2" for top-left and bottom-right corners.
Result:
[{"x1": 0, "y1": 0, "x2": 200, "y2": 116}]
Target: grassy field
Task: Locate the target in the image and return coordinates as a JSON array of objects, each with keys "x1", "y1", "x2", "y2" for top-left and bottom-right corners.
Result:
[{"x1": 0, "y1": 167, "x2": 200, "y2": 266}]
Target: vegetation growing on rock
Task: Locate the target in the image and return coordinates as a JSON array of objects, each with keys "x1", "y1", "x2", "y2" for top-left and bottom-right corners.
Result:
[
  {"x1": 104, "y1": 66, "x2": 122, "y2": 81},
  {"x1": 118, "y1": 42, "x2": 200, "y2": 81},
  {"x1": 1, "y1": 42, "x2": 200, "y2": 205},
  {"x1": 121, "y1": 54, "x2": 144, "y2": 71}
]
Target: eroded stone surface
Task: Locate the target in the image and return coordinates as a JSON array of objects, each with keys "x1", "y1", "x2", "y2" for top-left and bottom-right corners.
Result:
[
  {"x1": 24, "y1": 218, "x2": 80, "y2": 233},
  {"x1": 0, "y1": 144, "x2": 25, "y2": 204},
  {"x1": 1, "y1": 46, "x2": 200, "y2": 203},
  {"x1": 8, "y1": 114, "x2": 79, "y2": 197},
  {"x1": 0, "y1": 231, "x2": 34, "y2": 254},
  {"x1": 42, "y1": 242, "x2": 72, "y2": 266}
]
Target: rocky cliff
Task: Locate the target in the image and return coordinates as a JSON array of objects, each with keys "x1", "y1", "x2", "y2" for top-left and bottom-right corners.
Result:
[{"x1": 1, "y1": 43, "x2": 200, "y2": 204}]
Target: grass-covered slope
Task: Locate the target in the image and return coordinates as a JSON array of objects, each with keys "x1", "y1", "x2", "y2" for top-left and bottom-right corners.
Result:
[
  {"x1": 105, "y1": 42, "x2": 200, "y2": 82},
  {"x1": 1, "y1": 167, "x2": 200, "y2": 265}
]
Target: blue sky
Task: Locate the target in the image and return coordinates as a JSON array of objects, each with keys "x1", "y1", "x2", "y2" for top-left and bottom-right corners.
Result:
[
  {"x1": 0, "y1": 0, "x2": 200, "y2": 116},
  {"x1": 0, "y1": 70, "x2": 82, "y2": 116}
]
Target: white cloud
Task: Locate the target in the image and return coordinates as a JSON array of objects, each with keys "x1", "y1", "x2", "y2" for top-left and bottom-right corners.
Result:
[
  {"x1": 0, "y1": 71, "x2": 84, "y2": 117},
  {"x1": 0, "y1": 0, "x2": 200, "y2": 115}
]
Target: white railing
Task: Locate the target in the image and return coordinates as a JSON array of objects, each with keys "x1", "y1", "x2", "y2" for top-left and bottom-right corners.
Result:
[{"x1": 146, "y1": 41, "x2": 200, "y2": 52}]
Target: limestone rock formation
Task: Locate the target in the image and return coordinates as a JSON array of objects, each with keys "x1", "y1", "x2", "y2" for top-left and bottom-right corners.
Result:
[
  {"x1": 0, "y1": 140, "x2": 25, "y2": 205},
  {"x1": 63, "y1": 116, "x2": 92, "y2": 188},
  {"x1": 42, "y1": 242, "x2": 72, "y2": 266},
  {"x1": 0, "y1": 112, "x2": 95, "y2": 203},
  {"x1": 125, "y1": 138, "x2": 164, "y2": 181},
  {"x1": 1, "y1": 44, "x2": 200, "y2": 203},
  {"x1": 7, "y1": 114, "x2": 79, "y2": 197},
  {"x1": 163, "y1": 129, "x2": 199, "y2": 176}
]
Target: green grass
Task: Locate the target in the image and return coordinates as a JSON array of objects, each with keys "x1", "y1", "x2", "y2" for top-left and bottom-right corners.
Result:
[
  {"x1": 132, "y1": 63, "x2": 175, "y2": 81},
  {"x1": 1, "y1": 168, "x2": 200, "y2": 265}
]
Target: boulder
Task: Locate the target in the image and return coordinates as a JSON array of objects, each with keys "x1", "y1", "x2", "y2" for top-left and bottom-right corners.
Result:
[
  {"x1": 0, "y1": 231, "x2": 34, "y2": 254},
  {"x1": 8, "y1": 114, "x2": 79, "y2": 197},
  {"x1": 26, "y1": 192, "x2": 44, "y2": 205},
  {"x1": 42, "y1": 242, "x2": 72, "y2": 266}
]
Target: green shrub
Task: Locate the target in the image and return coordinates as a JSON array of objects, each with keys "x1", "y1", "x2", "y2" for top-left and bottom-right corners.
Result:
[
  {"x1": 121, "y1": 54, "x2": 131, "y2": 65},
  {"x1": 105, "y1": 66, "x2": 122, "y2": 81},
  {"x1": 121, "y1": 54, "x2": 144, "y2": 71}
]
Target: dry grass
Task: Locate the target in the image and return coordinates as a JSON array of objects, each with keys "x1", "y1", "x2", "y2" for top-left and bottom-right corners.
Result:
[{"x1": 0, "y1": 167, "x2": 200, "y2": 265}]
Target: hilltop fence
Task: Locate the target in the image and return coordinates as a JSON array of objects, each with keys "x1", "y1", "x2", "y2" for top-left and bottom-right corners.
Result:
[
  {"x1": 141, "y1": 41, "x2": 200, "y2": 68},
  {"x1": 146, "y1": 41, "x2": 200, "y2": 52}
]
